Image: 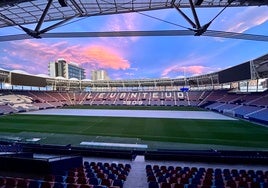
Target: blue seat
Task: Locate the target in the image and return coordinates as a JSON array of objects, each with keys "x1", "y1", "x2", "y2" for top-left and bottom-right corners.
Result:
[
  {"x1": 84, "y1": 161, "x2": 90, "y2": 166},
  {"x1": 191, "y1": 178, "x2": 201, "y2": 185},
  {"x1": 125, "y1": 164, "x2": 131, "y2": 169},
  {"x1": 108, "y1": 173, "x2": 117, "y2": 180},
  {"x1": 53, "y1": 182, "x2": 65, "y2": 188},
  {"x1": 89, "y1": 177, "x2": 100, "y2": 185},
  {"x1": 28, "y1": 180, "x2": 40, "y2": 188},
  {"x1": 113, "y1": 179, "x2": 124, "y2": 188},
  {"x1": 262, "y1": 182, "x2": 268, "y2": 188},
  {"x1": 157, "y1": 175, "x2": 167, "y2": 183},
  {"x1": 146, "y1": 165, "x2": 152, "y2": 170},
  {"x1": 87, "y1": 172, "x2": 96, "y2": 178},
  {"x1": 214, "y1": 179, "x2": 224, "y2": 186},
  {"x1": 55, "y1": 175, "x2": 65, "y2": 183},
  {"x1": 148, "y1": 181, "x2": 159, "y2": 188},
  {"x1": 86, "y1": 168, "x2": 94, "y2": 173}
]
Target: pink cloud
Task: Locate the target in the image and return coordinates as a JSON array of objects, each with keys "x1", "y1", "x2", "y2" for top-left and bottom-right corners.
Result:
[
  {"x1": 83, "y1": 45, "x2": 130, "y2": 70},
  {"x1": 102, "y1": 13, "x2": 141, "y2": 45},
  {"x1": 3, "y1": 40, "x2": 131, "y2": 76},
  {"x1": 161, "y1": 54, "x2": 221, "y2": 77},
  {"x1": 162, "y1": 65, "x2": 207, "y2": 77}
]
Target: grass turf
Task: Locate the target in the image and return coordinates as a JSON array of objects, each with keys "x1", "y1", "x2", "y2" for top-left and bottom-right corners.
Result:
[{"x1": 0, "y1": 113, "x2": 267, "y2": 149}]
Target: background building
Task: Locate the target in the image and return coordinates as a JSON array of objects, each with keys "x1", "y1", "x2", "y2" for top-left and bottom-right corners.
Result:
[
  {"x1": 48, "y1": 59, "x2": 85, "y2": 80},
  {"x1": 91, "y1": 70, "x2": 110, "y2": 81}
]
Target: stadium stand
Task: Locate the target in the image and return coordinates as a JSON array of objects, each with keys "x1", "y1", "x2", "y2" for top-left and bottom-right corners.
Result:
[
  {"x1": 248, "y1": 108, "x2": 268, "y2": 123},
  {"x1": 233, "y1": 105, "x2": 262, "y2": 117},
  {"x1": 0, "y1": 104, "x2": 17, "y2": 114},
  {"x1": 0, "y1": 144, "x2": 23, "y2": 153},
  {"x1": 0, "y1": 54, "x2": 268, "y2": 188},
  {"x1": 0, "y1": 151, "x2": 131, "y2": 188},
  {"x1": 1, "y1": 89, "x2": 268, "y2": 124}
]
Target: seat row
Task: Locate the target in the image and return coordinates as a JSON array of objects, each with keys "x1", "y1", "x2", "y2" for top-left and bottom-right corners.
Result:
[
  {"x1": 0, "y1": 161, "x2": 131, "y2": 188},
  {"x1": 146, "y1": 165, "x2": 268, "y2": 188},
  {"x1": 0, "y1": 176, "x2": 121, "y2": 188}
]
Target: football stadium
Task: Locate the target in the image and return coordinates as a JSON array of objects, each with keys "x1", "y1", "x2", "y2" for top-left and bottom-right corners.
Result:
[{"x1": 1, "y1": 1, "x2": 268, "y2": 188}]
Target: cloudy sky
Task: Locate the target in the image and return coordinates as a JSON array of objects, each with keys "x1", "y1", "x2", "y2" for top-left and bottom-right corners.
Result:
[{"x1": 0, "y1": 5, "x2": 268, "y2": 80}]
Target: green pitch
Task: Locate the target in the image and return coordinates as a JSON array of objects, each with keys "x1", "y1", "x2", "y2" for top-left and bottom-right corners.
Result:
[{"x1": 0, "y1": 113, "x2": 267, "y2": 150}]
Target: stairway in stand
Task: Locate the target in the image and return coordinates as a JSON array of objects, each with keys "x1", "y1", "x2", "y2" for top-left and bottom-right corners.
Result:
[{"x1": 123, "y1": 155, "x2": 147, "y2": 188}]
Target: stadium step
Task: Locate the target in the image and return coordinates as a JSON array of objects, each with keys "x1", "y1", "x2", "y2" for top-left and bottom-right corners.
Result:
[{"x1": 123, "y1": 155, "x2": 147, "y2": 188}]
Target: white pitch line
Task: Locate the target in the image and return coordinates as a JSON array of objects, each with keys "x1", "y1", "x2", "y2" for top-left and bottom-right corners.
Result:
[{"x1": 78, "y1": 118, "x2": 105, "y2": 133}]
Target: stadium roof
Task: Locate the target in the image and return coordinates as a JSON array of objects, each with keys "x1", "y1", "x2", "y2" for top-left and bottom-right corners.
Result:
[
  {"x1": 1, "y1": 0, "x2": 267, "y2": 29},
  {"x1": 0, "y1": 0, "x2": 268, "y2": 42},
  {"x1": 254, "y1": 53, "x2": 268, "y2": 78}
]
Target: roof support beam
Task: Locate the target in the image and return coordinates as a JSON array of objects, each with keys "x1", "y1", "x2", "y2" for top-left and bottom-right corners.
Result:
[
  {"x1": 39, "y1": 15, "x2": 79, "y2": 34},
  {"x1": 58, "y1": 0, "x2": 67, "y2": 7},
  {"x1": 188, "y1": 0, "x2": 201, "y2": 29},
  {"x1": 35, "y1": 0, "x2": 53, "y2": 32},
  {"x1": 113, "y1": 0, "x2": 118, "y2": 12},
  {"x1": 195, "y1": 0, "x2": 204, "y2": 6},
  {"x1": 174, "y1": 4, "x2": 196, "y2": 28},
  {"x1": 70, "y1": 0, "x2": 84, "y2": 14},
  {"x1": 96, "y1": 0, "x2": 102, "y2": 13},
  {"x1": 0, "y1": 15, "x2": 13, "y2": 26}
]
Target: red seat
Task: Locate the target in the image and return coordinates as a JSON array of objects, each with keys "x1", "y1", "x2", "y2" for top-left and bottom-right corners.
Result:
[
  {"x1": 16, "y1": 178, "x2": 28, "y2": 188},
  {"x1": 5, "y1": 177, "x2": 17, "y2": 187},
  {"x1": 161, "y1": 182, "x2": 171, "y2": 188},
  {"x1": 226, "y1": 179, "x2": 237, "y2": 188},
  {"x1": 173, "y1": 183, "x2": 184, "y2": 188},
  {"x1": 238, "y1": 180, "x2": 249, "y2": 188},
  {"x1": 44, "y1": 175, "x2": 55, "y2": 182},
  {"x1": 117, "y1": 174, "x2": 126, "y2": 181},
  {"x1": 97, "y1": 172, "x2": 105, "y2": 179},
  {"x1": 169, "y1": 176, "x2": 178, "y2": 184},
  {"x1": 101, "y1": 178, "x2": 111, "y2": 187},
  {"x1": 251, "y1": 181, "x2": 260, "y2": 188},
  {"x1": 41, "y1": 181, "x2": 53, "y2": 188},
  {"x1": 68, "y1": 171, "x2": 76, "y2": 177},
  {"x1": 66, "y1": 176, "x2": 76, "y2": 184},
  {"x1": 0, "y1": 177, "x2": 5, "y2": 187},
  {"x1": 147, "y1": 175, "x2": 157, "y2": 182},
  {"x1": 76, "y1": 177, "x2": 88, "y2": 184},
  {"x1": 66, "y1": 184, "x2": 79, "y2": 188}
]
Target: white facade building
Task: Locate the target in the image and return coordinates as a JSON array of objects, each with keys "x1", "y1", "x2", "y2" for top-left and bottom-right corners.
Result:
[
  {"x1": 48, "y1": 59, "x2": 85, "y2": 80},
  {"x1": 91, "y1": 70, "x2": 110, "y2": 81}
]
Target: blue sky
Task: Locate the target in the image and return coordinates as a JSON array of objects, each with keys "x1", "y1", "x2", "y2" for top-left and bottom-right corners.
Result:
[{"x1": 0, "y1": 6, "x2": 268, "y2": 80}]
